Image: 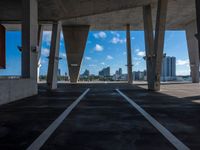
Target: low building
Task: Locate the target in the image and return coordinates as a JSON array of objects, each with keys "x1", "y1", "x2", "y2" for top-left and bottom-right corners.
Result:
[
  {"x1": 133, "y1": 70, "x2": 146, "y2": 81},
  {"x1": 81, "y1": 69, "x2": 90, "y2": 77}
]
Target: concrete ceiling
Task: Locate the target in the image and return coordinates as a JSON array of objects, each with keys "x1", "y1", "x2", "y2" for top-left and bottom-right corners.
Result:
[{"x1": 0, "y1": 0, "x2": 196, "y2": 30}]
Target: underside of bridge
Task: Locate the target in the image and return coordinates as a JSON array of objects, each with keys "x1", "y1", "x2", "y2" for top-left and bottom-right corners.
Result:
[
  {"x1": 0, "y1": 0, "x2": 199, "y2": 99},
  {"x1": 0, "y1": 0, "x2": 200, "y2": 149}
]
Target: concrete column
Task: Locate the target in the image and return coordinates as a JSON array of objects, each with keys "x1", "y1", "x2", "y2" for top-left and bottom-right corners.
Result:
[
  {"x1": 47, "y1": 22, "x2": 61, "y2": 90},
  {"x1": 62, "y1": 25, "x2": 90, "y2": 83},
  {"x1": 37, "y1": 25, "x2": 44, "y2": 83},
  {"x1": 126, "y1": 24, "x2": 133, "y2": 84},
  {"x1": 154, "y1": 0, "x2": 168, "y2": 91},
  {"x1": 0, "y1": 25, "x2": 5, "y2": 69},
  {"x1": 37, "y1": 25, "x2": 44, "y2": 62},
  {"x1": 143, "y1": 5, "x2": 156, "y2": 90},
  {"x1": 185, "y1": 21, "x2": 200, "y2": 83},
  {"x1": 21, "y1": 0, "x2": 38, "y2": 80},
  {"x1": 195, "y1": 0, "x2": 200, "y2": 62},
  {"x1": 143, "y1": 0, "x2": 168, "y2": 91}
]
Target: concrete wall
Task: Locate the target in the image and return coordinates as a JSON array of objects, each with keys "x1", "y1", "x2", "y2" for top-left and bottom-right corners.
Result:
[{"x1": 0, "y1": 79, "x2": 37, "y2": 105}]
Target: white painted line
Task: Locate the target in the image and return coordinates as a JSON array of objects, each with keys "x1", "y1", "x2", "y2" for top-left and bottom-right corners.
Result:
[
  {"x1": 27, "y1": 88, "x2": 90, "y2": 150},
  {"x1": 116, "y1": 89, "x2": 190, "y2": 150}
]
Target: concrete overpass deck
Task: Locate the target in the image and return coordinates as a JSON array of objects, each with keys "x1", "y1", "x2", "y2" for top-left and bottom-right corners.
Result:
[
  {"x1": 0, "y1": 83, "x2": 199, "y2": 150},
  {"x1": 0, "y1": 0, "x2": 196, "y2": 30}
]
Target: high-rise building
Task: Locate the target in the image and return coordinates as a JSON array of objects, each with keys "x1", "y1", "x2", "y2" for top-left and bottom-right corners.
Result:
[
  {"x1": 161, "y1": 55, "x2": 176, "y2": 81},
  {"x1": 57, "y1": 69, "x2": 61, "y2": 76},
  {"x1": 119, "y1": 68, "x2": 122, "y2": 76},
  {"x1": 113, "y1": 68, "x2": 123, "y2": 80},
  {"x1": 99, "y1": 67, "x2": 110, "y2": 77}
]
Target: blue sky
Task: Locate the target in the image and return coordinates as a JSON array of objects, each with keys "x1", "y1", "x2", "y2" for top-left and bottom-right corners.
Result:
[{"x1": 0, "y1": 30, "x2": 190, "y2": 76}]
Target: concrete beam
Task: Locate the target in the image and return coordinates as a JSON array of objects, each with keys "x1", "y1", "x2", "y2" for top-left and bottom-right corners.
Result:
[
  {"x1": 47, "y1": 22, "x2": 61, "y2": 90},
  {"x1": 0, "y1": 0, "x2": 155, "y2": 21},
  {"x1": 0, "y1": 24, "x2": 5, "y2": 69},
  {"x1": 143, "y1": 0, "x2": 168, "y2": 91},
  {"x1": 0, "y1": 0, "x2": 196, "y2": 31},
  {"x1": 21, "y1": 0, "x2": 38, "y2": 80},
  {"x1": 185, "y1": 21, "x2": 200, "y2": 83},
  {"x1": 126, "y1": 24, "x2": 133, "y2": 84},
  {"x1": 62, "y1": 25, "x2": 90, "y2": 83}
]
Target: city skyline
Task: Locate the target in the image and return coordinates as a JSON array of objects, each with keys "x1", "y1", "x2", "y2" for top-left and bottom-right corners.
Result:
[{"x1": 0, "y1": 30, "x2": 190, "y2": 76}]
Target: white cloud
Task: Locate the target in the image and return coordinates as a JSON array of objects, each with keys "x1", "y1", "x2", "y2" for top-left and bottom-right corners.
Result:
[
  {"x1": 176, "y1": 59, "x2": 189, "y2": 66},
  {"x1": 135, "y1": 61, "x2": 141, "y2": 66},
  {"x1": 123, "y1": 52, "x2": 127, "y2": 55},
  {"x1": 176, "y1": 59, "x2": 190, "y2": 75},
  {"x1": 94, "y1": 31, "x2": 107, "y2": 39},
  {"x1": 111, "y1": 37, "x2": 126, "y2": 44},
  {"x1": 134, "y1": 57, "x2": 143, "y2": 61},
  {"x1": 106, "y1": 55, "x2": 113, "y2": 60},
  {"x1": 176, "y1": 69, "x2": 190, "y2": 76},
  {"x1": 40, "y1": 58, "x2": 47, "y2": 65},
  {"x1": 60, "y1": 52, "x2": 66, "y2": 59},
  {"x1": 94, "y1": 44, "x2": 104, "y2": 51},
  {"x1": 110, "y1": 31, "x2": 126, "y2": 44},
  {"x1": 135, "y1": 49, "x2": 140, "y2": 52},
  {"x1": 41, "y1": 48, "x2": 66, "y2": 59},
  {"x1": 137, "y1": 51, "x2": 146, "y2": 57},
  {"x1": 89, "y1": 64, "x2": 97, "y2": 67},
  {"x1": 41, "y1": 48, "x2": 50, "y2": 57},
  {"x1": 110, "y1": 31, "x2": 120, "y2": 37},
  {"x1": 101, "y1": 62, "x2": 105, "y2": 65},
  {"x1": 85, "y1": 57, "x2": 92, "y2": 60},
  {"x1": 131, "y1": 37, "x2": 135, "y2": 40},
  {"x1": 60, "y1": 32, "x2": 64, "y2": 43},
  {"x1": 87, "y1": 41, "x2": 92, "y2": 44},
  {"x1": 43, "y1": 31, "x2": 52, "y2": 43}
]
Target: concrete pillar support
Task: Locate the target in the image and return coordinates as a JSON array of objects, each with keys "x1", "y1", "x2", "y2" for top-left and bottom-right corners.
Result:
[
  {"x1": 185, "y1": 21, "x2": 200, "y2": 83},
  {"x1": 0, "y1": 25, "x2": 5, "y2": 69},
  {"x1": 37, "y1": 25, "x2": 44, "y2": 83},
  {"x1": 47, "y1": 22, "x2": 61, "y2": 90},
  {"x1": 126, "y1": 24, "x2": 133, "y2": 84},
  {"x1": 143, "y1": 5, "x2": 155, "y2": 90},
  {"x1": 195, "y1": 0, "x2": 200, "y2": 62},
  {"x1": 62, "y1": 25, "x2": 90, "y2": 83},
  {"x1": 21, "y1": 0, "x2": 38, "y2": 80},
  {"x1": 37, "y1": 25, "x2": 44, "y2": 61},
  {"x1": 143, "y1": 0, "x2": 168, "y2": 91}
]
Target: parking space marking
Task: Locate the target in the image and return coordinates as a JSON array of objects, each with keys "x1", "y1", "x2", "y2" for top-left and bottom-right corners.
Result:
[
  {"x1": 27, "y1": 88, "x2": 90, "y2": 150},
  {"x1": 116, "y1": 89, "x2": 190, "y2": 150}
]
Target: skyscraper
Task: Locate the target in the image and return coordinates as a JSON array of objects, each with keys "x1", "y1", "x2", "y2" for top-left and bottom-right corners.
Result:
[
  {"x1": 119, "y1": 68, "x2": 122, "y2": 76},
  {"x1": 99, "y1": 67, "x2": 110, "y2": 77},
  {"x1": 57, "y1": 69, "x2": 61, "y2": 76},
  {"x1": 161, "y1": 55, "x2": 176, "y2": 81}
]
